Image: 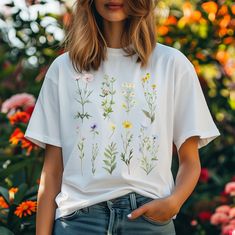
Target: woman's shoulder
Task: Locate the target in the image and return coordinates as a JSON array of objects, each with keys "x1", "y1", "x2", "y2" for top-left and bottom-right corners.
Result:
[{"x1": 153, "y1": 42, "x2": 194, "y2": 70}]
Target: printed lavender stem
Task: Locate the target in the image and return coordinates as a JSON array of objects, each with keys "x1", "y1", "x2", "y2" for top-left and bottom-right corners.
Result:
[
  {"x1": 141, "y1": 73, "x2": 157, "y2": 124},
  {"x1": 91, "y1": 143, "x2": 99, "y2": 175},
  {"x1": 103, "y1": 141, "x2": 118, "y2": 174},
  {"x1": 120, "y1": 120, "x2": 134, "y2": 174},
  {"x1": 100, "y1": 74, "x2": 116, "y2": 119},
  {"x1": 138, "y1": 126, "x2": 158, "y2": 175},
  {"x1": 74, "y1": 77, "x2": 94, "y2": 123},
  {"x1": 77, "y1": 137, "x2": 85, "y2": 176}
]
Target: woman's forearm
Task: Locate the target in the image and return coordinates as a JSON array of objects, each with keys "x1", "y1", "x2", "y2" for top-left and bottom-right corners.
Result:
[
  {"x1": 169, "y1": 158, "x2": 201, "y2": 208},
  {"x1": 36, "y1": 172, "x2": 61, "y2": 235}
]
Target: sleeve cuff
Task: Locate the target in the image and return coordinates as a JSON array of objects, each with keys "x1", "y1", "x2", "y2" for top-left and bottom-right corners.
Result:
[
  {"x1": 24, "y1": 130, "x2": 62, "y2": 149},
  {"x1": 174, "y1": 129, "x2": 221, "y2": 152}
]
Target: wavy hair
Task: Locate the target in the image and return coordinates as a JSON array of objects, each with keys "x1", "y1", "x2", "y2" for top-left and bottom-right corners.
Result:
[{"x1": 62, "y1": 0, "x2": 157, "y2": 73}]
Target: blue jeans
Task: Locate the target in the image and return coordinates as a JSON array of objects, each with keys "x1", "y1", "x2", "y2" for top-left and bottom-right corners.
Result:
[{"x1": 52, "y1": 192, "x2": 176, "y2": 235}]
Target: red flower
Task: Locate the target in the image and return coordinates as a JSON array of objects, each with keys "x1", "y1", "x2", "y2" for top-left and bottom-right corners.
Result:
[
  {"x1": 198, "y1": 211, "x2": 213, "y2": 222},
  {"x1": 199, "y1": 168, "x2": 210, "y2": 183}
]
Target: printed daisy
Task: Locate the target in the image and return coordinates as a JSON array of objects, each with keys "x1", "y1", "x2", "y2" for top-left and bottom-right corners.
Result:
[{"x1": 14, "y1": 201, "x2": 37, "y2": 218}]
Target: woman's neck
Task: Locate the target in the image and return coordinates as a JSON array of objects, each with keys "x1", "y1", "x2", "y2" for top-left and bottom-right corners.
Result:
[{"x1": 102, "y1": 19, "x2": 126, "y2": 49}]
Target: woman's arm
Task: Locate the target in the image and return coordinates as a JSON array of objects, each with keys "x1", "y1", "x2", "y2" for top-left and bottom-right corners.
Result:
[
  {"x1": 36, "y1": 144, "x2": 63, "y2": 235},
  {"x1": 127, "y1": 136, "x2": 201, "y2": 221}
]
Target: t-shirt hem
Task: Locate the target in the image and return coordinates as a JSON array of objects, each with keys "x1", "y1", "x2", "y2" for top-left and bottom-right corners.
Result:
[{"x1": 24, "y1": 130, "x2": 62, "y2": 149}]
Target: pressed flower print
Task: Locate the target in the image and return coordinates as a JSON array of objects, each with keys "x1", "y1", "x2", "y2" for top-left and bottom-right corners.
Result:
[
  {"x1": 141, "y1": 72, "x2": 157, "y2": 124},
  {"x1": 74, "y1": 73, "x2": 94, "y2": 123},
  {"x1": 108, "y1": 122, "x2": 116, "y2": 139},
  {"x1": 120, "y1": 120, "x2": 134, "y2": 174},
  {"x1": 77, "y1": 136, "x2": 86, "y2": 176},
  {"x1": 138, "y1": 126, "x2": 159, "y2": 175},
  {"x1": 90, "y1": 123, "x2": 99, "y2": 175},
  {"x1": 103, "y1": 141, "x2": 118, "y2": 174},
  {"x1": 121, "y1": 82, "x2": 136, "y2": 113},
  {"x1": 99, "y1": 74, "x2": 116, "y2": 120}
]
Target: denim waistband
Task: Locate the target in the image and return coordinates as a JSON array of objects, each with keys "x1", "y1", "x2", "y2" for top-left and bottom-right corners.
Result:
[{"x1": 92, "y1": 192, "x2": 153, "y2": 209}]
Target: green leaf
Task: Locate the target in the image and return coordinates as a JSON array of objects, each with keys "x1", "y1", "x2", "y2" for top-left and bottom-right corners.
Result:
[
  {"x1": 0, "y1": 226, "x2": 14, "y2": 235},
  {"x1": 0, "y1": 158, "x2": 34, "y2": 181},
  {"x1": 0, "y1": 186, "x2": 10, "y2": 204}
]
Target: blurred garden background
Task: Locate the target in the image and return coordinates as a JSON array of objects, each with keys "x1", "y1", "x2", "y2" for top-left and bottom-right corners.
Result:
[{"x1": 0, "y1": 0, "x2": 234, "y2": 234}]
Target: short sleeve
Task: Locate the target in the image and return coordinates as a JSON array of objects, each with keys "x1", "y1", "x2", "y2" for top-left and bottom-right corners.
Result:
[
  {"x1": 24, "y1": 75, "x2": 62, "y2": 149},
  {"x1": 173, "y1": 52, "x2": 220, "y2": 152}
]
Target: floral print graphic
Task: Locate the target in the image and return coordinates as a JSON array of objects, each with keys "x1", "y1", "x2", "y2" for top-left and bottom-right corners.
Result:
[
  {"x1": 138, "y1": 126, "x2": 159, "y2": 175},
  {"x1": 103, "y1": 141, "x2": 118, "y2": 174},
  {"x1": 121, "y1": 82, "x2": 136, "y2": 113},
  {"x1": 74, "y1": 73, "x2": 94, "y2": 123},
  {"x1": 90, "y1": 123, "x2": 99, "y2": 175},
  {"x1": 100, "y1": 74, "x2": 116, "y2": 119},
  {"x1": 77, "y1": 136, "x2": 86, "y2": 176},
  {"x1": 141, "y1": 72, "x2": 157, "y2": 124},
  {"x1": 120, "y1": 120, "x2": 134, "y2": 174},
  {"x1": 108, "y1": 122, "x2": 116, "y2": 139}
]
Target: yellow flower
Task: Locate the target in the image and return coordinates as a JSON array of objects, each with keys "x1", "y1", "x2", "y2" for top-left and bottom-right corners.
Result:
[
  {"x1": 122, "y1": 120, "x2": 132, "y2": 129},
  {"x1": 109, "y1": 123, "x2": 116, "y2": 131},
  {"x1": 152, "y1": 84, "x2": 156, "y2": 89},
  {"x1": 122, "y1": 103, "x2": 127, "y2": 109}
]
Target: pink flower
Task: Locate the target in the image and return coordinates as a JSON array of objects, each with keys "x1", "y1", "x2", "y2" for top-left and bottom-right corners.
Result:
[
  {"x1": 190, "y1": 220, "x2": 198, "y2": 226},
  {"x1": 225, "y1": 182, "x2": 235, "y2": 196},
  {"x1": 199, "y1": 168, "x2": 210, "y2": 183},
  {"x1": 216, "y1": 205, "x2": 231, "y2": 215},
  {"x1": 210, "y1": 212, "x2": 230, "y2": 225},
  {"x1": 75, "y1": 73, "x2": 94, "y2": 83},
  {"x1": 82, "y1": 73, "x2": 94, "y2": 83},
  {"x1": 221, "y1": 224, "x2": 235, "y2": 235},
  {"x1": 229, "y1": 208, "x2": 235, "y2": 219},
  {"x1": 1, "y1": 93, "x2": 36, "y2": 117}
]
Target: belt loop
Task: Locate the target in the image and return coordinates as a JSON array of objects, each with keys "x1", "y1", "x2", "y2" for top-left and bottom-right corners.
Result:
[
  {"x1": 107, "y1": 200, "x2": 115, "y2": 235},
  {"x1": 129, "y1": 192, "x2": 137, "y2": 210}
]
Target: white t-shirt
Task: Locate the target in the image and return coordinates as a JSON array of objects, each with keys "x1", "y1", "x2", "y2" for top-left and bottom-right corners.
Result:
[{"x1": 24, "y1": 42, "x2": 220, "y2": 220}]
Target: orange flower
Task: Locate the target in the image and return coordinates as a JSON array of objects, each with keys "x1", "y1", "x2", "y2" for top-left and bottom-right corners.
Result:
[
  {"x1": 9, "y1": 187, "x2": 18, "y2": 203},
  {"x1": 0, "y1": 196, "x2": 9, "y2": 208},
  {"x1": 202, "y1": 1, "x2": 218, "y2": 21},
  {"x1": 218, "y1": 5, "x2": 228, "y2": 16},
  {"x1": 158, "y1": 25, "x2": 169, "y2": 35},
  {"x1": 9, "y1": 128, "x2": 36, "y2": 155},
  {"x1": 232, "y1": 4, "x2": 235, "y2": 15},
  {"x1": 202, "y1": 1, "x2": 218, "y2": 15},
  {"x1": 9, "y1": 111, "x2": 30, "y2": 125},
  {"x1": 164, "y1": 15, "x2": 177, "y2": 25},
  {"x1": 219, "y1": 15, "x2": 231, "y2": 28},
  {"x1": 14, "y1": 201, "x2": 37, "y2": 218}
]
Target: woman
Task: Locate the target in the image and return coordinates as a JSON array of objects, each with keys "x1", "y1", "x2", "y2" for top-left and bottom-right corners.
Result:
[{"x1": 24, "y1": 0, "x2": 221, "y2": 234}]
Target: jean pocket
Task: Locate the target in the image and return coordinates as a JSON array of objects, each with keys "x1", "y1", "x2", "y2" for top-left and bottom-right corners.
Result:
[
  {"x1": 141, "y1": 214, "x2": 172, "y2": 226},
  {"x1": 59, "y1": 207, "x2": 88, "y2": 221}
]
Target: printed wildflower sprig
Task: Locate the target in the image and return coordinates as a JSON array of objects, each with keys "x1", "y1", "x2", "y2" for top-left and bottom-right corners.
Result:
[
  {"x1": 120, "y1": 120, "x2": 134, "y2": 174},
  {"x1": 74, "y1": 73, "x2": 94, "y2": 123},
  {"x1": 99, "y1": 74, "x2": 116, "y2": 119},
  {"x1": 138, "y1": 126, "x2": 159, "y2": 175},
  {"x1": 108, "y1": 122, "x2": 116, "y2": 139},
  {"x1": 103, "y1": 141, "x2": 118, "y2": 174},
  {"x1": 90, "y1": 123, "x2": 99, "y2": 175},
  {"x1": 141, "y1": 72, "x2": 157, "y2": 124},
  {"x1": 121, "y1": 82, "x2": 136, "y2": 113},
  {"x1": 77, "y1": 137, "x2": 86, "y2": 176}
]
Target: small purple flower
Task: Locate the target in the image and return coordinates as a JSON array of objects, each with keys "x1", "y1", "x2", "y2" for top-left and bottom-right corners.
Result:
[{"x1": 90, "y1": 123, "x2": 97, "y2": 130}]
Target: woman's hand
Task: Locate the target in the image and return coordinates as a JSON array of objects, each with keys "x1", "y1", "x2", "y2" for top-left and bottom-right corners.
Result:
[{"x1": 127, "y1": 195, "x2": 181, "y2": 222}]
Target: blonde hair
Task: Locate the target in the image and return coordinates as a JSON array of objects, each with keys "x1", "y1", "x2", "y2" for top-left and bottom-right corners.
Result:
[{"x1": 62, "y1": 0, "x2": 157, "y2": 73}]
